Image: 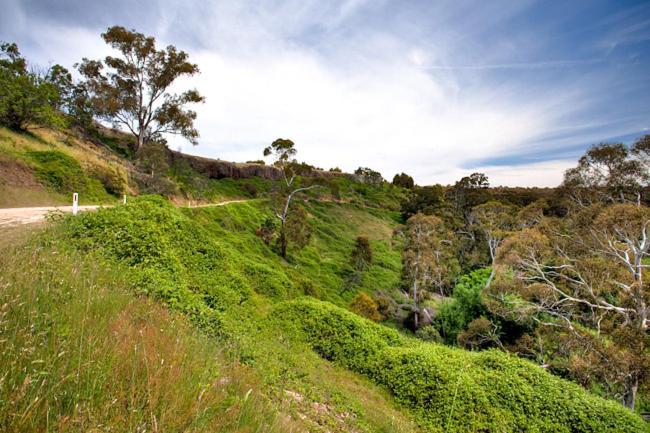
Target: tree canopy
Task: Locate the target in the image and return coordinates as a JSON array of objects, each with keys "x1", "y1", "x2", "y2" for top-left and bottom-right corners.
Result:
[{"x1": 77, "y1": 26, "x2": 204, "y2": 150}]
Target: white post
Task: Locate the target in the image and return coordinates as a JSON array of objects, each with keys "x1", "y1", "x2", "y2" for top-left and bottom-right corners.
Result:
[
  {"x1": 123, "y1": 194, "x2": 127, "y2": 205},
  {"x1": 72, "y1": 193, "x2": 79, "y2": 216}
]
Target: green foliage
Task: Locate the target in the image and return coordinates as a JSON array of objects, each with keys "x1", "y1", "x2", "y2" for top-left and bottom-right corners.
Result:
[
  {"x1": 284, "y1": 205, "x2": 312, "y2": 252},
  {"x1": 24, "y1": 150, "x2": 114, "y2": 201},
  {"x1": 26, "y1": 150, "x2": 86, "y2": 193},
  {"x1": 274, "y1": 298, "x2": 645, "y2": 432},
  {"x1": 436, "y1": 268, "x2": 491, "y2": 344},
  {"x1": 350, "y1": 292, "x2": 382, "y2": 321},
  {"x1": 256, "y1": 216, "x2": 277, "y2": 245},
  {"x1": 88, "y1": 162, "x2": 128, "y2": 195},
  {"x1": 400, "y1": 185, "x2": 445, "y2": 219},
  {"x1": 60, "y1": 196, "x2": 261, "y2": 333},
  {"x1": 136, "y1": 140, "x2": 170, "y2": 177},
  {"x1": 87, "y1": 126, "x2": 136, "y2": 158},
  {"x1": 0, "y1": 232, "x2": 303, "y2": 433},
  {"x1": 392, "y1": 172, "x2": 414, "y2": 189},
  {"x1": 0, "y1": 43, "x2": 66, "y2": 131},
  {"x1": 414, "y1": 325, "x2": 442, "y2": 343},
  {"x1": 350, "y1": 236, "x2": 373, "y2": 271}
]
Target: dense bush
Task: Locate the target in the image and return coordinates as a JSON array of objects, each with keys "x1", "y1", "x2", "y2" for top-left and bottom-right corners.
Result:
[
  {"x1": 274, "y1": 298, "x2": 645, "y2": 433},
  {"x1": 435, "y1": 268, "x2": 490, "y2": 343},
  {"x1": 349, "y1": 292, "x2": 381, "y2": 321},
  {"x1": 0, "y1": 43, "x2": 66, "y2": 131},
  {"x1": 88, "y1": 162, "x2": 128, "y2": 196},
  {"x1": 26, "y1": 150, "x2": 86, "y2": 193},
  {"x1": 130, "y1": 170, "x2": 178, "y2": 196},
  {"x1": 61, "y1": 197, "x2": 230, "y2": 333},
  {"x1": 60, "y1": 197, "x2": 298, "y2": 330},
  {"x1": 414, "y1": 325, "x2": 442, "y2": 343}
]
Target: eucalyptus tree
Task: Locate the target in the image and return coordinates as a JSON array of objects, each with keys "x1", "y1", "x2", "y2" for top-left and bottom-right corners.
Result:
[
  {"x1": 77, "y1": 26, "x2": 204, "y2": 151},
  {"x1": 490, "y1": 203, "x2": 650, "y2": 409},
  {"x1": 562, "y1": 142, "x2": 649, "y2": 206},
  {"x1": 402, "y1": 213, "x2": 457, "y2": 327},
  {"x1": 470, "y1": 200, "x2": 515, "y2": 287},
  {"x1": 264, "y1": 138, "x2": 322, "y2": 258}
]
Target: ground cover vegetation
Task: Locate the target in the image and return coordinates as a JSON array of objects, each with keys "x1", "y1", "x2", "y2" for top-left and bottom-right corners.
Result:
[{"x1": 1, "y1": 25, "x2": 648, "y2": 432}]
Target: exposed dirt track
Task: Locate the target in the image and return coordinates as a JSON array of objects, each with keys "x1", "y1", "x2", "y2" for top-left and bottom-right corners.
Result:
[
  {"x1": 185, "y1": 199, "x2": 250, "y2": 208},
  {"x1": 0, "y1": 205, "x2": 102, "y2": 227},
  {"x1": 0, "y1": 199, "x2": 252, "y2": 227}
]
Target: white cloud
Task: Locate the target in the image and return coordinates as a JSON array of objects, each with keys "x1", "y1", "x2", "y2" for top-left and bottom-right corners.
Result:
[
  {"x1": 178, "y1": 17, "x2": 578, "y2": 186},
  {"x1": 4, "y1": 0, "x2": 644, "y2": 187},
  {"x1": 454, "y1": 159, "x2": 576, "y2": 188}
]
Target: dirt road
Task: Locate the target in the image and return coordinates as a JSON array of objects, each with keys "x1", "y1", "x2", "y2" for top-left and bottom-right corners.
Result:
[
  {"x1": 185, "y1": 199, "x2": 251, "y2": 208},
  {"x1": 0, "y1": 199, "x2": 252, "y2": 227},
  {"x1": 0, "y1": 205, "x2": 102, "y2": 227}
]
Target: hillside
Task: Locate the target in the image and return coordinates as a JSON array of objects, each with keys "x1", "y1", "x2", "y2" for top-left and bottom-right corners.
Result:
[
  {"x1": 0, "y1": 126, "x2": 272, "y2": 207},
  {"x1": 0, "y1": 127, "x2": 647, "y2": 432}
]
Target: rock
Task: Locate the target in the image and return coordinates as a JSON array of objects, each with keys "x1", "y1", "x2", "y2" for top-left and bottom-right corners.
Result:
[{"x1": 169, "y1": 151, "x2": 350, "y2": 181}]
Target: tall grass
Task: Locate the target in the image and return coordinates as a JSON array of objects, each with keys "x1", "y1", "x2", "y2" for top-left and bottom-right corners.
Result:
[{"x1": 0, "y1": 231, "x2": 302, "y2": 432}]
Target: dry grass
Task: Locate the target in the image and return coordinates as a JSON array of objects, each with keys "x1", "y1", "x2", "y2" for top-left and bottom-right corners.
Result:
[{"x1": 0, "y1": 230, "x2": 304, "y2": 433}]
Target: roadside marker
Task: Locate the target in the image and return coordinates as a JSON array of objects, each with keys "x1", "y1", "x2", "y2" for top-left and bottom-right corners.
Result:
[
  {"x1": 72, "y1": 193, "x2": 79, "y2": 215},
  {"x1": 123, "y1": 194, "x2": 127, "y2": 205}
]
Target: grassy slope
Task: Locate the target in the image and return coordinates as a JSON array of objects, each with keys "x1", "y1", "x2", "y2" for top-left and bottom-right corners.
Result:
[
  {"x1": 41, "y1": 196, "x2": 645, "y2": 432},
  {"x1": 1, "y1": 198, "x2": 419, "y2": 433},
  {"x1": 0, "y1": 127, "x2": 127, "y2": 206},
  {"x1": 186, "y1": 199, "x2": 403, "y2": 307},
  {"x1": 0, "y1": 127, "x2": 271, "y2": 208},
  {"x1": 2, "y1": 128, "x2": 645, "y2": 432},
  {"x1": 0, "y1": 231, "x2": 306, "y2": 432}
]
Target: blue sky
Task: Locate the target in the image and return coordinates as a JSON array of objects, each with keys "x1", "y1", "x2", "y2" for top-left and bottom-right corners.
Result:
[{"x1": 1, "y1": 0, "x2": 649, "y2": 186}]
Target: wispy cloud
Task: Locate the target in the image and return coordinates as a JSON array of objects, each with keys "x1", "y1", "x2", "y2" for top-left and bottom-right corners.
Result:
[
  {"x1": 424, "y1": 59, "x2": 605, "y2": 70},
  {"x1": 1, "y1": 0, "x2": 648, "y2": 186}
]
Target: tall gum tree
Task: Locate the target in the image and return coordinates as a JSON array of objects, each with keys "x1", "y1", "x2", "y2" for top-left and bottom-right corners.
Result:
[
  {"x1": 401, "y1": 213, "x2": 457, "y2": 328},
  {"x1": 77, "y1": 26, "x2": 205, "y2": 150},
  {"x1": 562, "y1": 140, "x2": 649, "y2": 207},
  {"x1": 489, "y1": 204, "x2": 650, "y2": 409},
  {"x1": 470, "y1": 200, "x2": 515, "y2": 288},
  {"x1": 264, "y1": 138, "x2": 322, "y2": 258}
]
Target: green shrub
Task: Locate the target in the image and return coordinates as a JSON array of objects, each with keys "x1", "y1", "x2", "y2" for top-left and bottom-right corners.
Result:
[
  {"x1": 436, "y1": 268, "x2": 491, "y2": 343},
  {"x1": 60, "y1": 196, "x2": 232, "y2": 335},
  {"x1": 349, "y1": 292, "x2": 381, "y2": 321},
  {"x1": 415, "y1": 325, "x2": 442, "y2": 343},
  {"x1": 88, "y1": 162, "x2": 128, "y2": 196},
  {"x1": 274, "y1": 298, "x2": 645, "y2": 433},
  {"x1": 26, "y1": 150, "x2": 87, "y2": 193}
]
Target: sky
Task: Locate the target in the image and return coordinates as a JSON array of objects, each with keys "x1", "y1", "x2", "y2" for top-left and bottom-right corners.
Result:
[{"x1": 1, "y1": 0, "x2": 649, "y2": 186}]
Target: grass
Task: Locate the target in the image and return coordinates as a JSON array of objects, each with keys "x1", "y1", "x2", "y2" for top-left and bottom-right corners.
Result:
[
  {"x1": 2, "y1": 198, "x2": 421, "y2": 432},
  {"x1": 42, "y1": 196, "x2": 646, "y2": 432},
  {"x1": 185, "y1": 199, "x2": 403, "y2": 306},
  {"x1": 0, "y1": 185, "x2": 70, "y2": 207},
  {"x1": 0, "y1": 228, "x2": 304, "y2": 432},
  {"x1": 0, "y1": 128, "x2": 123, "y2": 206}
]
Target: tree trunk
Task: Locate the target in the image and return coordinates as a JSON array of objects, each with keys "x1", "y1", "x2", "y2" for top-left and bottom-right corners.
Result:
[
  {"x1": 137, "y1": 129, "x2": 145, "y2": 150},
  {"x1": 485, "y1": 267, "x2": 496, "y2": 289},
  {"x1": 279, "y1": 224, "x2": 287, "y2": 258},
  {"x1": 623, "y1": 375, "x2": 638, "y2": 410}
]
